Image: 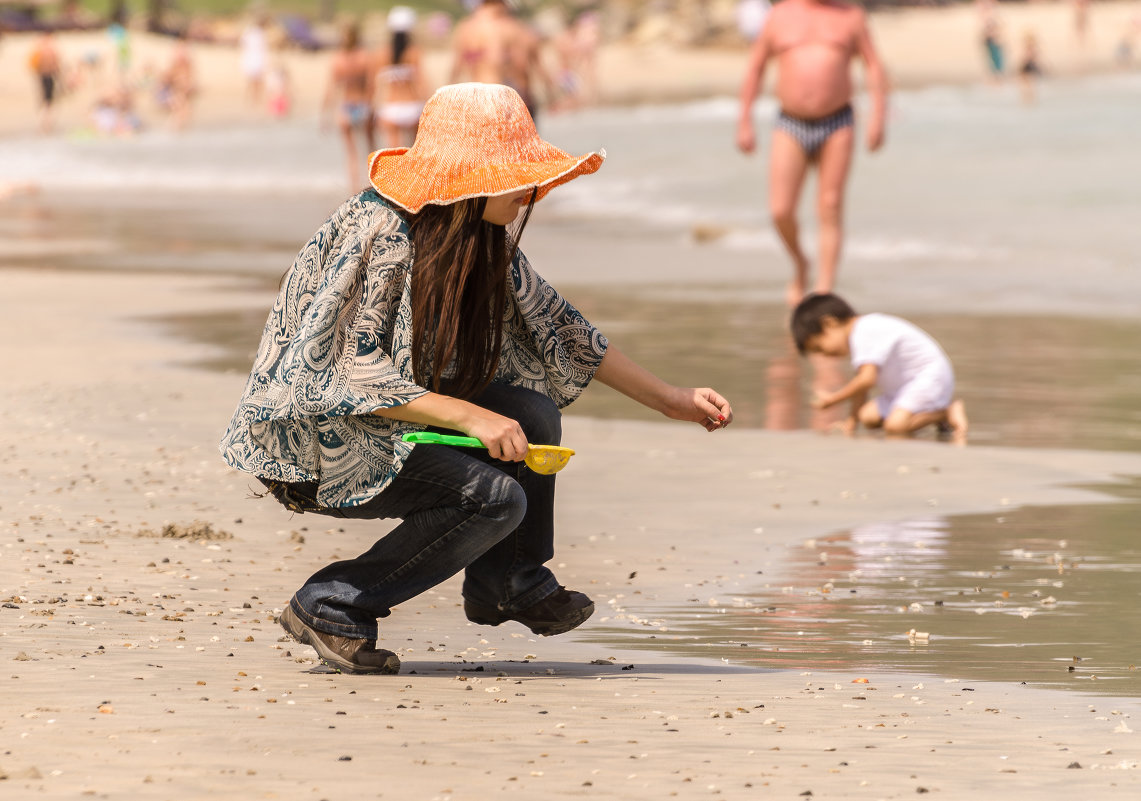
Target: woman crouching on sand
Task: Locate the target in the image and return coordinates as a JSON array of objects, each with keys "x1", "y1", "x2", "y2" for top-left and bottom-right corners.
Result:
[{"x1": 219, "y1": 83, "x2": 733, "y2": 675}]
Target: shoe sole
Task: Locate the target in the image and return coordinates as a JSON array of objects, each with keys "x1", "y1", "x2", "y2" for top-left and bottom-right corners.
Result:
[
  {"x1": 279, "y1": 606, "x2": 400, "y2": 675},
  {"x1": 466, "y1": 601, "x2": 595, "y2": 637}
]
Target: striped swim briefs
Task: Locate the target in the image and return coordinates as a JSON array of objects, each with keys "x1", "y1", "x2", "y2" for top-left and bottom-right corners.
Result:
[{"x1": 775, "y1": 104, "x2": 854, "y2": 157}]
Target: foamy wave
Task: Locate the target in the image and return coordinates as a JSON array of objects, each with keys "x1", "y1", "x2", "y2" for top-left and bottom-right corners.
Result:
[
  {"x1": 846, "y1": 237, "x2": 1004, "y2": 263},
  {"x1": 0, "y1": 125, "x2": 344, "y2": 194}
]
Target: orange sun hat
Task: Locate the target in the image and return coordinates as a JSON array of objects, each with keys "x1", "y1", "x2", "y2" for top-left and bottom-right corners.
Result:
[{"x1": 367, "y1": 83, "x2": 605, "y2": 213}]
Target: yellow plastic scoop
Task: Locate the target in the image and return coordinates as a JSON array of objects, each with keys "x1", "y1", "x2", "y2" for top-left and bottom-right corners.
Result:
[{"x1": 401, "y1": 432, "x2": 575, "y2": 475}]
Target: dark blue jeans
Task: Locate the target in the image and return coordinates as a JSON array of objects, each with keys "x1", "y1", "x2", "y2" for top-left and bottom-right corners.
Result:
[{"x1": 266, "y1": 383, "x2": 563, "y2": 640}]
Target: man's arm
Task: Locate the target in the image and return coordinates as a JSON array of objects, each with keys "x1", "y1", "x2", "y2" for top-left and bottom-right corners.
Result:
[
  {"x1": 736, "y1": 27, "x2": 772, "y2": 154},
  {"x1": 813, "y1": 363, "x2": 877, "y2": 409},
  {"x1": 855, "y1": 11, "x2": 888, "y2": 152}
]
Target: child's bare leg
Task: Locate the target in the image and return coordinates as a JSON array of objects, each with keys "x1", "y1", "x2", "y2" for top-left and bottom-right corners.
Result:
[
  {"x1": 946, "y1": 399, "x2": 969, "y2": 439},
  {"x1": 857, "y1": 399, "x2": 883, "y2": 429},
  {"x1": 814, "y1": 126, "x2": 855, "y2": 295},
  {"x1": 883, "y1": 408, "x2": 952, "y2": 438},
  {"x1": 768, "y1": 130, "x2": 812, "y2": 305}
]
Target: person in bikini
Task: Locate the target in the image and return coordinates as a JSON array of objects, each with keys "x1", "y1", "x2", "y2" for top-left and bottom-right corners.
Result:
[
  {"x1": 375, "y1": 6, "x2": 428, "y2": 148},
  {"x1": 323, "y1": 21, "x2": 377, "y2": 191},
  {"x1": 736, "y1": 0, "x2": 888, "y2": 305}
]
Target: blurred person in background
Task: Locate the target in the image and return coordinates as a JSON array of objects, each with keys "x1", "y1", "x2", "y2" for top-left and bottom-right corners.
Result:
[
  {"x1": 1115, "y1": 14, "x2": 1140, "y2": 66},
  {"x1": 155, "y1": 38, "x2": 197, "y2": 130},
  {"x1": 451, "y1": 0, "x2": 554, "y2": 125},
  {"x1": 266, "y1": 55, "x2": 293, "y2": 118},
  {"x1": 323, "y1": 21, "x2": 376, "y2": 191},
  {"x1": 375, "y1": 6, "x2": 427, "y2": 148},
  {"x1": 1018, "y1": 30, "x2": 1043, "y2": 105},
  {"x1": 108, "y1": 1, "x2": 132, "y2": 76},
  {"x1": 552, "y1": 8, "x2": 602, "y2": 110},
  {"x1": 240, "y1": 13, "x2": 269, "y2": 106},
  {"x1": 29, "y1": 32, "x2": 63, "y2": 134},
  {"x1": 978, "y1": 0, "x2": 1005, "y2": 82}
]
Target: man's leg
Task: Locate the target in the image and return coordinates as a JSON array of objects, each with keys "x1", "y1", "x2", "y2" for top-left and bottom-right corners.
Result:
[
  {"x1": 768, "y1": 129, "x2": 812, "y2": 305},
  {"x1": 814, "y1": 125, "x2": 855, "y2": 295}
]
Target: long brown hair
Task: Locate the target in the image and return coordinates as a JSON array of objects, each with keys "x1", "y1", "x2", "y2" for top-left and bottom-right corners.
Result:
[{"x1": 407, "y1": 194, "x2": 534, "y2": 399}]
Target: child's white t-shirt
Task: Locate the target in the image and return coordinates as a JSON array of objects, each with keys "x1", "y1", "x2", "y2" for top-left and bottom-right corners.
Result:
[{"x1": 849, "y1": 313, "x2": 953, "y2": 403}]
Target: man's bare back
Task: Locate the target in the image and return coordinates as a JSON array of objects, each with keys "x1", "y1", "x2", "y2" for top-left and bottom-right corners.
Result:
[{"x1": 451, "y1": 1, "x2": 540, "y2": 97}]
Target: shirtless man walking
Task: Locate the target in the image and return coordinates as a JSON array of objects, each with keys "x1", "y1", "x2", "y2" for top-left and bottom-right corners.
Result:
[
  {"x1": 737, "y1": 0, "x2": 888, "y2": 305},
  {"x1": 450, "y1": 0, "x2": 553, "y2": 123}
]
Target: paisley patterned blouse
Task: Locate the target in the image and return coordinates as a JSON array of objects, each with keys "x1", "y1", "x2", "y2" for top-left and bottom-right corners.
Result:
[{"x1": 219, "y1": 189, "x2": 608, "y2": 508}]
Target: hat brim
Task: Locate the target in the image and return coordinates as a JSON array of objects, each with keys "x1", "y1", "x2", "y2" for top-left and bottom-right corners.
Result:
[{"x1": 368, "y1": 148, "x2": 605, "y2": 213}]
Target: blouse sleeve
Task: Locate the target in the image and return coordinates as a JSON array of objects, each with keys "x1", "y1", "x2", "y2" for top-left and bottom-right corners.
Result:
[{"x1": 219, "y1": 194, "x2": 428, "y2": 505}]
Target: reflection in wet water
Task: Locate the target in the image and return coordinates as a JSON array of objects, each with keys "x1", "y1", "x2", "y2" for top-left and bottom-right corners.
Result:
[
  {"x1": 587, "y1": 485, "x2": 1141, "y2": 695},
  {"x1": 559, "y1": 288, "x2": 1141, "y2": 453}
]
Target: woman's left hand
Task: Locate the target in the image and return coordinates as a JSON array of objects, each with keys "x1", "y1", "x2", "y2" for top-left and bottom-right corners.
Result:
[
  {"x1": 593, "y1": 346, "x2": 732, "y2": 431},
  {"x1": 668, "y1": 387, "x2": 733, "y2": 432}
]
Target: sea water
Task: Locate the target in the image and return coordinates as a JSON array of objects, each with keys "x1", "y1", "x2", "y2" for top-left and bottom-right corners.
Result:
[{"x1": 3, "y1": 71, "x2": 1140, "y2": 282}]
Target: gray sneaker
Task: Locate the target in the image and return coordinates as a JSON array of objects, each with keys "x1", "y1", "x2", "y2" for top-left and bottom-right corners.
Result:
[{"x1": 279, "y1": 604, "x2": 400, "y2": 675}]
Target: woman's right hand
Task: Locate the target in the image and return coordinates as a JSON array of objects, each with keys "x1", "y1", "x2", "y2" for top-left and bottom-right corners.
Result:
[
  {"x1": 372, "y1": 392, "x2": 529, "y2": 462},
  {"x1": 463, "y1": 409, "x2": 529, "y2": 463}
]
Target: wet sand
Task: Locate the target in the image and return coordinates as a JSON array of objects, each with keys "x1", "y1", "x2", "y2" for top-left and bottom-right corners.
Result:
[{"x1": 2, "y1": 259, "x2": 1140, "y2": 796}]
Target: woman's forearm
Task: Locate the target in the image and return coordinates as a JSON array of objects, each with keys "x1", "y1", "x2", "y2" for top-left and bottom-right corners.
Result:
[
  {"x1": 592, "y1": 344, "x2": 682, "y2": 416},
  {"x1": 593, "y1": 344, "x2": 733, "y2": 429},
  {"x1": 372, "y1": 391, "x2": 532, "y2": 461},
  {"x1": 370, "y1": 391, "x2": 486, "y2": 432}
]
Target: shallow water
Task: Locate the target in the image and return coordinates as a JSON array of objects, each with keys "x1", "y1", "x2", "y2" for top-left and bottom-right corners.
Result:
[
  {"x1": 585, "y1": 479, "x2": 1141, "y2": 695},
  {"x1": 159, "y1": 285, "x2": 1141, "y2": 454}
]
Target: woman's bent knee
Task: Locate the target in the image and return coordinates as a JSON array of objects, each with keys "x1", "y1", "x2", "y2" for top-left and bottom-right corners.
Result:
[{"x1": 481, "y1": 476, "x2": 527, "y2": 533}]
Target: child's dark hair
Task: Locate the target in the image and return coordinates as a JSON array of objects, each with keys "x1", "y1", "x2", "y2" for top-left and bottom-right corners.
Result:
[{"x1": 790, "y1": 293, "x2": 857, "y2": 355}]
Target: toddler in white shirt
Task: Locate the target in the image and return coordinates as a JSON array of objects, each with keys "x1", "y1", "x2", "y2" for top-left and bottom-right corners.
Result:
[{"x1": 791, "y1": 293, "x2": 968, "y2": 440}]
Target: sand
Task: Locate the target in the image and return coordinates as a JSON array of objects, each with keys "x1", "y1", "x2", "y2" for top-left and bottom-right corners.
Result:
[
  {"x1": 3, "y1": 3, "x2": 1141, "y2": 796},
  {"x1": 1, "y1": 263, "x2": 1139, "y2": 797},
  {"x1": 2, "y1": 1, "x2": 1140, "y2": 135}
]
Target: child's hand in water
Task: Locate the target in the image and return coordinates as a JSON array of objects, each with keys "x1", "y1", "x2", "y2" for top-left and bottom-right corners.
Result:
[{"x1": 811, "y1": 390, "x2": 834, "y2": 410}]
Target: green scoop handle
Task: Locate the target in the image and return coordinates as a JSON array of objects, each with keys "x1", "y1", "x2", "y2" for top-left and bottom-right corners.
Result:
[
  {"x1": 401, "y1": 432, "x2": 486, "y2": 448},
  {"x1": 402, "y1": 431, "x2": 575, "y2": 475}
]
